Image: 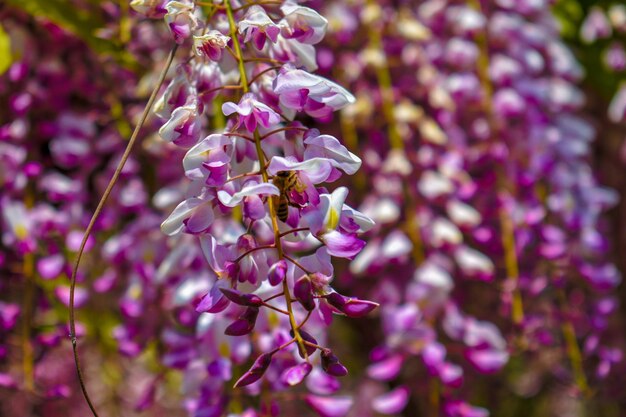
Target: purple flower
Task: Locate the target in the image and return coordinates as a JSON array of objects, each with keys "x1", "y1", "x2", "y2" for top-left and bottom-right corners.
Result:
[
  {"x1": 444, "y1": 401, "x2": 489, "y2": 417},
  {"x1": 273, "y1": 65, "x2": 355, "y2": 118},
  {"x1": 280, "y1": 4, "x2": 328, "y2": 45},
  {"x1": 161, "y1": 196, "x2": 215, "y2": 236},
  {"x1": 302, "y1": 132, "x2": 362, "y2": 176},
  {"x1": 36, "y1": 254, "x2": 64, "y2": 280},
  {"x1": 159, "y1": 100, "x2": 202, "y2": 147},
  {"x1": 371, "y1": 386, "x2": 409, "y2": 415},
  {"x1": 219, "y1": 288, "x2": 263, "y2": 307},
  {"x1": 217, "y1": 181, "x2": 279, "y2": 208},
  {"x1": 268, "y1": 259, "x2": 287, "y2": 286},
  {"x1": 305, "y1": 395, "x2": 353, "y2": 417},
  {"x1": 608, "y1": 82, "x2": 626, "y2": 122},
  {"x1": 465, "y1": 348, "x2": 509, "y2": 374},
  {"x1": 130, "y1": 0, "x2": 167, "y2": 18},
  {"x1": 291, "y1": 329, "x2": 319, "y2": 358},
  {"x1": 193, "y1": 31, "x2": 230, "y2": 61},
  {"x1": 222, "y1": 93, "x2": 281, "y2": 132},
  {"x1": 0, "y1": 302, "x2": 20, "y2": 330},
  {"x1": 324, "y1": 292, "x2": 378, "y2": 318},
  {"x1": 267, "y1": 156, "x2": 334, "y2": 186},
  {"x1": 294, "y1": 275, "x2": 315, "y2": 311},
  {"x1": 604, "y1": 42, "x2": 626, "y2": 71},
  {"x1": 306, "y1": 369, "x2": 340, "y2": 395},
  {"x1": 303, "y1": 187, "x2": 372, "y2": 259},
  {"x1": 55, "y1": 285, "x2": 88, "y2": 308},
  {"x1": 596, "y1": 347, "x2": 623, "y2": 378},
  {"x1": 234, "y1": 352, "x2": 273, "y2": 387},
  {"x1": 238, "y1": 5, "x2": 281, "y2": 50},
  {"x1": 270, "y1": 34, "x2": 318, "y2": 71},
  {"x1": 580, "y1": 6, "x2": 612, "y2": 43},
  {"x1": 366, "y1": 354, "x2": 404, "y2": 381},
  {"x1": 195, "y1": 279, "x2": 230, "y2": 314},
  {"x1": 281, "y1": 362, "x2": 313, "y2": 386},
  {"x1": 154, "y1": 67, "x2": 195, "y2": 119},
  {"x1": 164, "y1": 1, "x2": 198, "y2": 44},
  {"x1": 321, "y1": 350, "x2": 348, "y2": 377},
  {"x1": 225, "y1": 306, "x2": 260, "y2": 336},
  {"x1": 183, "y1": 134, "x2": 234, "y2": 186}
]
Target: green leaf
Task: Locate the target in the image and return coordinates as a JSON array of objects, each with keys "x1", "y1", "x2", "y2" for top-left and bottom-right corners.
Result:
[
  {"x1": 0, "y1": 24, "x2": 12, "y2": 75},
  {"x1": 5, "y1": 0, "x2": 139, "y2": 70}
]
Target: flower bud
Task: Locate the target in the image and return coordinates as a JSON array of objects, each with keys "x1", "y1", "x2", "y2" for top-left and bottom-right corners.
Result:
[
  {"x1": 342, "y1": 299, "x2": 379, "y2": 318},
  {"x1": 290, "y1": 329, "x2": 318, "y2": 358},
  {"x1": 234, "y1": 352, "x2": 273, "y2": 387},
  {"x1": 195, "y1": 280, "x2": 230, "y2": 314},
  {"x1": 281, "y1": 362, "x2": 313, "y2": 386},
  {"x1": 324, "y1": 292, "x2": 346, "y2": 310},
  {"x1": 268, "y1": 260, "x2": 288, "y2": 286},
  {"x1": 294, "y1": 276, "x2": 315, "y2": 311},
  {"x1": 325, "y1": 292, "x2": 378, "y2": 318},
  {"x1": 321, "y1": 349, "x2": 348, "y2": 377},
  {"x1": 219, "y1": 288, "x2": 263, "y2": 307},
  {"x1": 225, "y1": 307, "x2": 259, "y2": 336}
]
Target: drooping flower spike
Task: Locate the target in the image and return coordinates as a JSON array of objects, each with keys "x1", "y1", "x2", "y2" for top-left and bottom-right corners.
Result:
[{"x1": 151, "y1": 1, "x2": 377, "y2": 415}]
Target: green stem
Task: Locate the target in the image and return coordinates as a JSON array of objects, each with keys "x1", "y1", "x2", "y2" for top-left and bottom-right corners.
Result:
[
  {"x1": 368, "y1": 18, "x2": 403, "y2": 150},
  {"x1": 557, "y1": 289, "x2": 590, "y2": 398},
  {"x1": 224, "y1": 2, "x2": 249, "y2": 91},
  {"x1": 367, "y1": 6, "x2": 425, "y2": 264},
  {"x1": 224, "y1": 0, "x2": 307, "y2": 358}
]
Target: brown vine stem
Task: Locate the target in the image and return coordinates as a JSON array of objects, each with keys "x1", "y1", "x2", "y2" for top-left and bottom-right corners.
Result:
[
  {"x1": 283, "y1": 254, "x2": 313, "y2": 276},
  {"x1": 243, "y1": 57, "x2": 283, "y2": 64},
  {"x1": 558, "y1": 288, "x2": 590, "y2": 397},
  {"x1": 260, "y1": 125, "x2": 309, "y2": 140},
  {"x1": 247, "y1": 65, "x2": 282, "y2": 87},
  {"x1": 233, "y1": 244, "x2": 275, "y2": 264},
  {"x1": 469, "y1": 0, "x2": 525, "y2": 326},
  {"x1": 278, "y1": 227, "x2": 309, "y2": 238},
  {"x1": 367, "y1": 5, "x2": 424, "y2": 265},
  {"x1": 225, "y1": 170, "x2": 262, "y2": 184},
  {"x1": 68, "y1": 44, "x2": 178, "y2": 417},
  {"x1": 224, "y1": 0, "x2": 307, "y2": 357},
  {"x1": 233, "y1": 1, "x2": 283, "y2": 12},
  {"x1": 198, "y1": 84, "x2": 243, "y2": 99}
]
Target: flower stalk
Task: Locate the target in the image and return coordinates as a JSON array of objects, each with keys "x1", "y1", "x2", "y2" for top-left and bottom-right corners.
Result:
[
  {"x1": 68, "y1": 43, "x2": 179, "y2": 417},
  {"x1": 224, "y1": 0, "x2": 307, "y2": 358}
]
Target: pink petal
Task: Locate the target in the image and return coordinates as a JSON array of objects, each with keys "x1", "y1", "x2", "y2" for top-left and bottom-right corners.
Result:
[{"x1": 371, "y1": 386, "x2": 409, "y2": 415}]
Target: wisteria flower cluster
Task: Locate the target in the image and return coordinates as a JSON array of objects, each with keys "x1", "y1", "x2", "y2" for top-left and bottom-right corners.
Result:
[{"x1": 140, "y1": 0, "x2": 379, "y2": 414}]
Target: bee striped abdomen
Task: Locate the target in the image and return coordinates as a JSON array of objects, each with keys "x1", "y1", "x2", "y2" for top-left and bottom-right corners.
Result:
[
  {"x1": 272, "y1": 170, "x2": 303, "y2": 223},
  {"x1": 277, "y1": 194, "x2": 289, "y2": 222}
]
